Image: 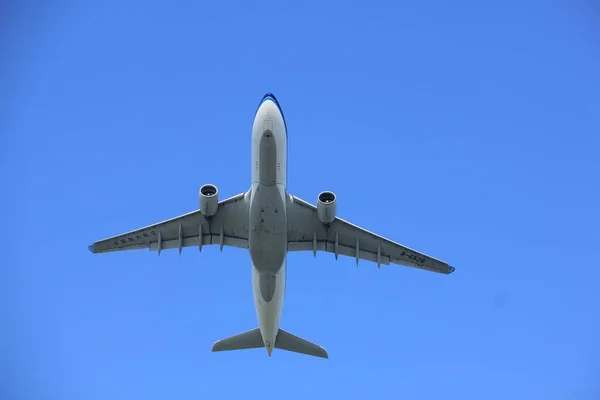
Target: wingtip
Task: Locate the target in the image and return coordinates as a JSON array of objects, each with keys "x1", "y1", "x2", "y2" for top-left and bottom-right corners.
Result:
[
  {"x1": 448, "y1": 266, "x2": 455, "y2": 274},
  {"x1": 88, "y1": 244, "x2": 95, "y2": 254}
]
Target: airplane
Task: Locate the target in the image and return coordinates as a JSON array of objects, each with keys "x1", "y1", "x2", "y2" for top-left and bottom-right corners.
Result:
[{"x1": 88, "y1": 92, "x2": 455, "y2": 359}]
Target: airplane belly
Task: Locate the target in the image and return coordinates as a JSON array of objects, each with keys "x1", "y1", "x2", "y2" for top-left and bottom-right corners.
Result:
[
  {"x1": 247, "y1": 93, "x2": 290, "y2": 354},
  {"x1": 258, "y1": 131, "x2": 277, "y2": 186},
  {"x1": 248, "y1": 183, "x2": 287, "y2": 273},
  {"x1": 252, "y1": 261, "x2": 286, "y2": 351}
]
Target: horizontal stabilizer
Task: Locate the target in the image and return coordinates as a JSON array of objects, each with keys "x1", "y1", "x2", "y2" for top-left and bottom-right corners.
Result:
[
  {"x1": 275, "y1": 329, "x2": 328, "y2": 359},
  {"x1": 212, "y1": 328, "x2": 264, "y2": 352}
]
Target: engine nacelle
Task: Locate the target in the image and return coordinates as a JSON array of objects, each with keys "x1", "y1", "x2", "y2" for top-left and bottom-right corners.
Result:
[
  {"x1": 317, "y1": 191, "x2": 336, "y2": 224},
  {"x1": 199, "y1": 184, "x2": 219, "y2": 217}
]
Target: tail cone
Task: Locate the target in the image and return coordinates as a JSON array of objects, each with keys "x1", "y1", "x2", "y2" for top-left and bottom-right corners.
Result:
[{"x1": 266, "y1": 341, "x2": 273, "y2": 356}]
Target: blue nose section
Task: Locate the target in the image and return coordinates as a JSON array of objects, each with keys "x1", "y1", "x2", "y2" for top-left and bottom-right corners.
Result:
[
  {"x1": 257, "y1": 93, "x2": 287, "y2": 133},
  {"x1": 259, "y1": 92, "x2": 281, "y2": 111},
  {"x1": 262, "y1": 92, "x2": 278, "y2": 103}
]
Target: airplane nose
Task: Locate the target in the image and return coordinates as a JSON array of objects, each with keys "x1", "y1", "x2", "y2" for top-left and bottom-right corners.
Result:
[
  {"x1": 259, "y1": 93, "x2": 281, "y2": 113},
  {"x1": 255, "y1": 92, "x2": 287, "y2": 134}
]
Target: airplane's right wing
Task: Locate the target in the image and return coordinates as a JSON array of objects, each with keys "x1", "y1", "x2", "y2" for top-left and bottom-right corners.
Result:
[
  {"x1": 89, "y1": 191, "x2": 250, "y2": 255},
  {"x1": 286, "y1": 194, "x2": 454, "y2": 275}
]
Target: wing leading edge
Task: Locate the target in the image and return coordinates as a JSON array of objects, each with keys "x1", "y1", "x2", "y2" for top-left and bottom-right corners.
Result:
[
  {"x1": 286, "y1": 195, "x2": 454, "y2": 275},
  {"x1": 89, "y1": 192, "x2": 250, "y2": 254}
]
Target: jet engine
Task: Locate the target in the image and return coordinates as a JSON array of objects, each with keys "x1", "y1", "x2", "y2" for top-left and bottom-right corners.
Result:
[
  {"x1": 317, "y1": 191, "x2": 336, "y2": 224},
  {"x1": 199, "y1": 184, "x2": 219, "y2": 216}
]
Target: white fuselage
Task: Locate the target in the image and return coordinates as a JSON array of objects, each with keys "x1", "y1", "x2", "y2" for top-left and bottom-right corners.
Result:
[{"x1": 249, "y1": 96, "x2": 288, "y2": 355}]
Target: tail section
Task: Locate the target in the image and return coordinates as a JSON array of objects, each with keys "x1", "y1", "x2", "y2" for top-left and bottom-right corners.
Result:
[
  {"x1": 212, "y1": 328, "x2": 264, "y2": 352},
  {"x1": 211, "y1": 328, "x2": 328, "y2": 359},
  {"x1": 275, "y1": 329, "x2": 329, "y2": 359}
]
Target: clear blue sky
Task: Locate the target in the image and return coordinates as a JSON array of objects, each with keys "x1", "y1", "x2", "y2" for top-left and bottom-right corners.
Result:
[{"x1": 3, "y1": 1, "x2": 599, "y2": 399}]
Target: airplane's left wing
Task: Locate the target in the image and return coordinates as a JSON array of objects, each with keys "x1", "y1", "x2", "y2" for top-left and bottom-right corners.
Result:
[
  {"x1": 89, "y1": 192, "x2": 250, "y2": 254},
  {"x1": 286, "y1": 194, "x2": 454, "y2": 275}
]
